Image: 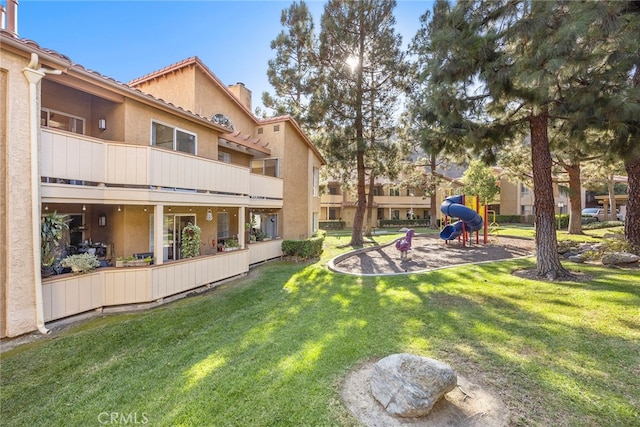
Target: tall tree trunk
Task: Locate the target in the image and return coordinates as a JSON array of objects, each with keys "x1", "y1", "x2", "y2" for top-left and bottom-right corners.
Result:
[
  {"x1": 607, "y1": 174, "x2": 616, "y2": 221},
  {"x1": 365, "y1": 172, "x2": 376, "y2": 237},
  {"x1": 350, "y1": 21, "x2": 366, "y2": 248},
  {"x1": 624, "y1": 154, "x2": 640, "y2": 253},
  {"x1": 530, "y1": 113, "x2": 572, "y2": 279},
  {"x1": 429, "y1": 153, "x2": 438, "y2": 228},
  {"x1": 566, "y1": 162, "x2": 583, "y2": 234}
]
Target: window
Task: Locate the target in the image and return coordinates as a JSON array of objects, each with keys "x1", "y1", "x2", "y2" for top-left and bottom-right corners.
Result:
[
  {"x1": 219, "y1": 151, "x2": 231, "y2": 163},
  {"x1": 151, "y1": 121, "x2": 196, "y2": 154},
  {"x1": 389, "y1": 188, "x2": 400, "y2": 197},
  {"x1": 312, "y1": 212, "x2": 319, "y2": 232},
  {"x1": 329, "y1": 208, "x2": 338, "y2": 220},
  {"x1": 520, "y1": 183, "x2": 530, "y2": 195},
  {"x1": 250, "y1": 158, "x2": 279, "y2": 177},
  {"x1": 328, "y1": 186, "x2": 339, "y2": 195},
  {"x1": 391, "y1": 210, "x2": 400, "y2": 220},
  {"x1": 217, "y1": 212, "x2": 230, "y2": 239},
  {"x1": 312, "y1": 167, "x2": 319, "y2": 197},
  {"x1": 41, "y1": 109, "x2": 85, "y2": 134}
]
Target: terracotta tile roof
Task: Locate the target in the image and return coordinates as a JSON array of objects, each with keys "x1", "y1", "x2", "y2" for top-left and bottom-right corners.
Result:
[{"x1": 0, "y1": 33, "x2": 230, "y2": 133}]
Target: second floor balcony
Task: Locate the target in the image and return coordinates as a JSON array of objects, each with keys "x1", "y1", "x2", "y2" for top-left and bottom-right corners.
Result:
[{"x1": 40, "y1": 129, "x2": 283, "y2": 202}]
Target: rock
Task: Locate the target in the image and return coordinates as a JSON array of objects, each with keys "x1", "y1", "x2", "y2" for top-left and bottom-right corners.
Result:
[
  {"x1": 568, "y1": 255, "x2": 584, "y2": 263},
  {"x1": 563, "y1": 252, "x2": 578, "y2": 259},
  {"x1": 370, "y1": 353, "x2": 457, "y2": 418},
  {"x1": 601, "y1": 252, "x2": 640, "y2": 265}
]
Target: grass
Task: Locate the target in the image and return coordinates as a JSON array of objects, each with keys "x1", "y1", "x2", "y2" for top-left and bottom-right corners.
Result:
[{"x1": 1, "y1": 232, "x2": 639, "y2": 426}]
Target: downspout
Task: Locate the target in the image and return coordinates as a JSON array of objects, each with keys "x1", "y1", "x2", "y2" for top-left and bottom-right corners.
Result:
[{"x1": 22, "y1": 53, "x2": 61, "y2": 334}]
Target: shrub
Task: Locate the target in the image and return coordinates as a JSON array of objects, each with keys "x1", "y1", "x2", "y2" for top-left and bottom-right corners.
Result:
[
  {"x1": 555, "y1": 214, "x2": 569, "y2": 229},
  {"x1": 583, "y1": 220, "x2": 624, "y2": 230},
  {"x1": 281, "y1": 231, "x2": 325, "y2": 259},
  {"x1": 60, "y1": 253, "x2": 100, "y2": 274}
]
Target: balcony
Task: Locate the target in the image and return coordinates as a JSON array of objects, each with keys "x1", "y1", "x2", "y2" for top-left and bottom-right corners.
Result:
[
  {"x1": 40, "y1": 129, "x2": 282, "y2": 203},
  {"x1": 42, "y1": 250, "x2": 249, "y2": 322}
]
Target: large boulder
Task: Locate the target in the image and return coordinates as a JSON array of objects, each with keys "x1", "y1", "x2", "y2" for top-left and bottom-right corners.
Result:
[
  {"x1": 370, "y1": 353, "x2": 457, "y2": 417},
  {"x1": 602, "y1": 252, "x2": 640, "y2": 266}
]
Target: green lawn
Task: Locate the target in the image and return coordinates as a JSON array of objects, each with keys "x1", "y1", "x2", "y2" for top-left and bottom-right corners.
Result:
[{"x1": 1, "y1": 234, "x2": 638, "y2": 426}]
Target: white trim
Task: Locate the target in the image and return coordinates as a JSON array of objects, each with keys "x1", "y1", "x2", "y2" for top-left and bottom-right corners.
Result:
[{"x1": 151, "y1": 120, "x2": 198, "y2": 155}]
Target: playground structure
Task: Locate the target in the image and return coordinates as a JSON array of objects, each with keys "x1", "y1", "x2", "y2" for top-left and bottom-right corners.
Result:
[
  {"x1": 439, "y1": 195, "x2": 488, "y2": 246},
  {"x1": 395, "y1": 229, "x2": 415, "y2": 259}
]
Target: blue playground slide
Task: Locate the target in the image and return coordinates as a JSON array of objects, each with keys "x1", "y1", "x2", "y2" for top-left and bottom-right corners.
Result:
[{"x1": 439, "y1": 195, "x2": 483, "y2": 241}]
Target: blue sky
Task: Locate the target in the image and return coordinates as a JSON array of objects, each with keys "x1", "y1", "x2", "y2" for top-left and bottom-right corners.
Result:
[{"x1": 16, "y1": 1, "x2": 433, "y2": 112}]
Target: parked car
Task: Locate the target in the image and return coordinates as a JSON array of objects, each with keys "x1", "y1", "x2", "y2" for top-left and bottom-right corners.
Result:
[{"x1": 581, "y1": 207, "x2": 623, "y2": 222}]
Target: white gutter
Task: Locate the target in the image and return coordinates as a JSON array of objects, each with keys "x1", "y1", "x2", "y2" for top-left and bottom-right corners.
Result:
[{"x1": 22, "y1": 53, "x2": 61, "y2": 334}]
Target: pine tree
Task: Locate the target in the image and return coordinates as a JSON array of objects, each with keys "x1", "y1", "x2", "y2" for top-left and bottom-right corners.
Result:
[
  {"x1": 263, "y1": 1, "x2": 318, "y2": 125},
  {"x1": 410, "y1": 0, "x2": 616, "y2": 279},
  {"x1": 313, "y1": 0, "x2": 406, "y2": 246}
]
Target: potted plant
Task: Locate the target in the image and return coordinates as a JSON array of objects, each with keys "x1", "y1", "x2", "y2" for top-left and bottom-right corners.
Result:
[
  {"x1": 41, "y1": 211, "x2": 69, "y2": 276},
  {"x1": 60, "y1": 253, "x2": 100, "y2": 274},
  {"x1": 116, "y1": 256, "x2": 136, "y2": 267},
  {"x1": 181, "y1": 222, "x2": 201, "y2": 258},
  {"x1": 224, "y1": 238, "x2": 240, "y2": 251}
]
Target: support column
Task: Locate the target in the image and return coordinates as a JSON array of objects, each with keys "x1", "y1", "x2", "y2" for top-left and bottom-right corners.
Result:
[
  {"x1": 238, "y1": 207, "x2": 245, "y2": 249},
  {"x1": 154, "y1": 204, "x2": 164, "y2": 265}
]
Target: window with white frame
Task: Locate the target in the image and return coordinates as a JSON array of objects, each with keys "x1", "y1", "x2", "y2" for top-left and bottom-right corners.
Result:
[
  {"x1": 41, "y1": 109, "x2": 85, "y2": 134},
  {"x1": 312, "y1": 212, "x2": 319, "y2": 232},
  {"x1": 151, "y1": 121, "x2": 196, "y2": 155},
  {"x1": 520, "y1": 183, "x2": 530, "y2": 195},
  {"x1": 312, "y1": 167, "x2": 319, "y2": 197}
]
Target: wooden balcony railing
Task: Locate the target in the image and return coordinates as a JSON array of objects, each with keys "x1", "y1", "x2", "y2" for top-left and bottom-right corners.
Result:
[{"x1": 41, "y1": 129, "x2": 282, "y2": 200}]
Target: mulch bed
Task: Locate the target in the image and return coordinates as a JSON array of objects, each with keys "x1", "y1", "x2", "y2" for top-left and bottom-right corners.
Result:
[{"x1": 331, "y1": 234, "x2": 536, "y2": 275}]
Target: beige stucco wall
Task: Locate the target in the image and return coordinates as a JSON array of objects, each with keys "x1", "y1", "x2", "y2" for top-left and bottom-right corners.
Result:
[
  {"x1": 42, "y1": 79, "x2": 127, "y2": 141},
  {"x1": 133, "y1": 65, "x2": 257, "y2": 135},
  {"x1": 1, "y1": 49, "x2": 38, "y2": 337},
  {"x1": 194, "y1": 68, "x2": 256, "y2": 132},
  {"x1": 257, "y1": 122, "x2": 307, "y2": 240},
  {"x1": 1, "y1": 67, "x2": 7, "y2": 336},
  {"x1": 499, "y1": 177, "x2": 519, "y2": 215},
  {"x1": 122, "y1": 98, "x2": 220, "y2": 161},
  {"x1": 133, "y1": 66, "x2": 197, "y2": 118}
]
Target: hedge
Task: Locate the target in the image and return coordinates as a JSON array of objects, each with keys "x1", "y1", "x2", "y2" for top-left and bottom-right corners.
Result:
[
  {"x1": 319, "y1": 221, "x2": 346, "y2": 230},
  {"x1": 379, "y1": 219, "x2": 430, "y2": 228},
  {"x1": 281, "y1": 231, "x2": 325, "y2": 259},
  {"x1": 583, "y1": 220, "x2": 624, "y2": 230}
]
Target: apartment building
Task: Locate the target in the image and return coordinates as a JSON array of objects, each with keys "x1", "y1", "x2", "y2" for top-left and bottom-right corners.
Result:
[{"x1": 0, "y1": 6, "x2": 324, "y2": 338}]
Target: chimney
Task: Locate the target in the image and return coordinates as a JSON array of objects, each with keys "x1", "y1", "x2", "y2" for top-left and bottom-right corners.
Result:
[
  {"x1": 3, "y1": 0, "x2": 18, "y2": 37},
  {"x1": 228, "y1": 82, "x2": 252, "y2": 111}
]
